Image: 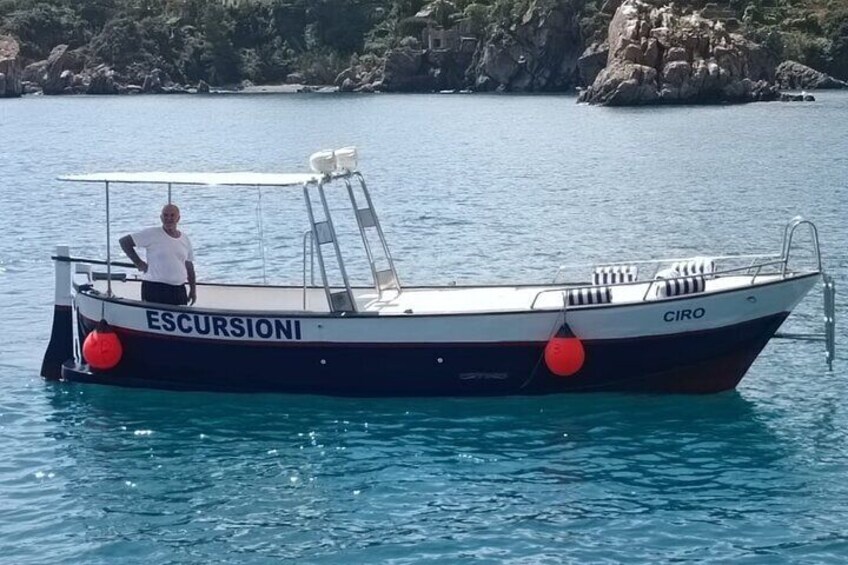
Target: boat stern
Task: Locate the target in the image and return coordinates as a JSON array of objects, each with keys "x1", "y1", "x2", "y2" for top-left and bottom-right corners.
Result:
[{"x1": 41, "y1": 246, "x2": 74, "y2": 380}]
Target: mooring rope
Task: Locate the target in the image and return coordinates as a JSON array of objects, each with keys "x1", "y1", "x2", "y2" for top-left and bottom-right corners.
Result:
[{"x1": 519, "y1": 292, "x2": 568, "y2": 391}]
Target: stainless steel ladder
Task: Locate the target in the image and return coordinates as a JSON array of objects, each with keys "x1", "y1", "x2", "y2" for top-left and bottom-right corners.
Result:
[
  {"x1": 303, "y1": 177, "x2": 357, "y2": 313},
  {"x1": 345, "y1": 172, "x2": 401, "y2": 298},
  {"x1": 775, "y1": 217, "x2": 836, "y2": 370},
  {"x1": 302, "y1": 173, "x2": 402, "y2": 313}
]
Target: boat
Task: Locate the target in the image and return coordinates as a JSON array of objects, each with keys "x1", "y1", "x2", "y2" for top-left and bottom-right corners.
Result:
[{"x1": 41, "y1": 148, "x2": 836, "y2": 395}]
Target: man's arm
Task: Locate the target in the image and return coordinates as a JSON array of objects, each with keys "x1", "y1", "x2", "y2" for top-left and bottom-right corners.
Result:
[
  {"x1": 186, "y1": 261, "x2": 197, "y2": 305},
  {"x1": 119, "y1": 235, "x2": 147, "y2": 272}
]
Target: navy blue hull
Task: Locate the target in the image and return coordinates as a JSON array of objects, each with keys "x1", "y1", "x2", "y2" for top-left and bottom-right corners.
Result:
[
  {"x1": 62, "y1": 312, "x2": 790, "y2": 395},
  {"x1": 42, "y1": 305, "x2": 73, "y2": 380}
]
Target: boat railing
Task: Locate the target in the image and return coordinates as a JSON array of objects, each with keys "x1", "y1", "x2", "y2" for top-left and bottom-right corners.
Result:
[
  {"x1": 532, "y1": 258, "x2": 790, "y2": 311},
  {"x1": 52, "y1": 254, "x2": 138, "y2": 290},
  {"x1": 780, "y1": 216, "x2": 822, "y2": 276},
  {"x1": 772, "y1": 217, "x2": 834, "y2": 369},
  {"x1": 550, "y1": 217, "x2": 824, "y2": 288},
  {"x1": 302, "y1": 229, "x2": 316, "y2": 309},
  {"x1": 637, "y1": 259, "x2": 788, "y2": 301},
  {"x1": 551, "y1": 252, "x2": 781, "y2": 285}
]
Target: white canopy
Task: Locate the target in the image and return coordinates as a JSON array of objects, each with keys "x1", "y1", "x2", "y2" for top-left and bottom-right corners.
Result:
[{"x1": 58, "y1": 171, "x2": 327, "y2": 187}]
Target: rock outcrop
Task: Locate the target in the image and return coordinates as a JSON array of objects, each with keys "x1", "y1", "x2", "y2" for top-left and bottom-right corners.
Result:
[
  {"x1": 141, "y1": 69, "x2": 163, "y2": 93},
  {"x1": 138, "y1": 68, "x2": 187, "y2": 94},
  {"x1": 336, "y1": 1, "x2": 585, "y2": 93},
  {"x1": 86, "y1": 65, "x2": 119, "y2": 94},
  {"x1": 577, "y1": 41, "x2": 609, "y2": 86},
  {"x1": 0, "y1": 36, "x2": 22, "y2": 98},
  {"x1": 335, "y1": 46, "x2": 474, "y2": 93},
  {"x1": 775, "y1": 60, "x2": 846, "y2": 90},
  {"x1": 780, "y1": 92, "x2": 815, "y2": 101},
  {"x1": 474, "y1": 1, "x2": 583, "y2": 91},
  {"x1": 579, "y1": 0, "x2": 780, "y2": 105},
  {"x1": 42, "y1": 45, "x2": 86, "y2": 95},
  {"x1": 22, "y1": 60, "x2": 47, "y2": 84},
  {"x1": 381, "y1": 48, "x2": 431, "y2": 91}
]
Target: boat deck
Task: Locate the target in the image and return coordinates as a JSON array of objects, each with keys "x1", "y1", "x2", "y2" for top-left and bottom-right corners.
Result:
[{"x1": 88, "y1": 274, "x2": 782, "y2": 315}]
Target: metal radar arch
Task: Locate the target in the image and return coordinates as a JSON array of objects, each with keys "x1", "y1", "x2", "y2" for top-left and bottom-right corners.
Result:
[{"x1": 302, "y1": 147, "x2": 401, "y2": 313}]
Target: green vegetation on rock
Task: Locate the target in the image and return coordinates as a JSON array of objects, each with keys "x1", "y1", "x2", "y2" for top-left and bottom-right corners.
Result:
[{"x1": 1, "y1": 0, "x2": 846, "y2": 90}]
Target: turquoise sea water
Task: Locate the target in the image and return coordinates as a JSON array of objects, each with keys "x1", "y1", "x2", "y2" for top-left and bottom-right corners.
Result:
[{"x1": 1, "y1": 92, "x2": 846, "y2": 563}]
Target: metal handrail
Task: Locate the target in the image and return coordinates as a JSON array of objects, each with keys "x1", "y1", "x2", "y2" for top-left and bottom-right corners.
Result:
[
  {"x1": 51, "y1": 255, "x2": 136, "y2": 269},
  {"x1": 302, "y1": 229, "x2": 315, "y2": 310},
  {"x1": 531, "y1": 259, "x2": 791, "y2": 310},
  {"x1": 302, "y1": 178, "x2": 357, "y2": 312},
  {"x1": 353, "y1": 172, "x2": 402, "y2": 292},
  {"x1": 780, "y1": 217, "x2": 822, "y2": 277},
  {"x1": 344, "y1": 177, "x2": 381, "y2": 296},
  {"x1": 642, "y1": 259, "x2": 786, "y2": 301},
  {"x1": 552, "y1": 253, "x2": 780, "y2": 284},
  {"x1": 529, "y1": 288, "x2": 568, "y2": 310},
  {"x1": 780, "y1": 216, "x2": 804, "y2": 263},
  {"x1": 540, "y1": 217, "x2": 825, "y2": 310}
]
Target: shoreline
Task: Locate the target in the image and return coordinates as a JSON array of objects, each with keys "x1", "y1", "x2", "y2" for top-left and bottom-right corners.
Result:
[
  {"x1": 15, "y1": 83, "x2": 581, "y2": 97},
  {"x1": 12, "y1": 86, "x2": 831, "y2": 104}
]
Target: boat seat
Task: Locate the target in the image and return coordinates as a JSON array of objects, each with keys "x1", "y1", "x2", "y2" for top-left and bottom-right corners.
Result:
[
  {"x1": 655, "y1": 275, "x2": 706, "y2": 298},
  {"x1": 568, "y1": 286, "x2": 612, "y2": 306},
  {"x1": 592, "y1": 265, "x2": 638, "y2": 285},
  {"x1": 670, "y1": 257, "x2": 715, "y2": 278}
]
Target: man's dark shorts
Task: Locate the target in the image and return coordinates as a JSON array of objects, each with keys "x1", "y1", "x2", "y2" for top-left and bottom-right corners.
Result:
[{"x1": 141, "y1": 281, "x2": 188, "y2": 306}]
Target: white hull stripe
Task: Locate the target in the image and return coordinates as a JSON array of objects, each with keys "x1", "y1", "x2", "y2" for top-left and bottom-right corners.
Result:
[{"x1": 74, "y1": 275, "x2": 817, "y2": 343}]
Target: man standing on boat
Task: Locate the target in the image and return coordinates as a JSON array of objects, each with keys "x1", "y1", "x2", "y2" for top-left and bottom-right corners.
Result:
[{"x1": 119, "y1": 204, "x2": 197, "y2": 306}]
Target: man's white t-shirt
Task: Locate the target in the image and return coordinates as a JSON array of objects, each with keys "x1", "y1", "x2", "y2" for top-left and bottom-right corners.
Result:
[{"x1": 132, "y1": 227, "x2": 194, "y2": 286}]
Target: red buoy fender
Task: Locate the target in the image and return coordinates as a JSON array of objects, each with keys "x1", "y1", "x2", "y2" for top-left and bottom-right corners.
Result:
[
  {"x1": 544, "y1": 323, "x2": 585, "y2": 377},
  {"x1": 82, "y1": 321, "x2": 123, "y2": 370}
]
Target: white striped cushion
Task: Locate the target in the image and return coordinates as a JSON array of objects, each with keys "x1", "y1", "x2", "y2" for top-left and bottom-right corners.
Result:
[
  {"x1": 655, "y1": 276, "x2": 706, "y2": 298},
  {"x1": 670, "y1": 257, "x2": 715, "y2": 277},
  {"x1": 654, "y1": 267, "x2": 679, "y2": 280},
  {"x1": 568, "y1": 286, "x2": 613, "y2": 306},
  {"x1": 592, "y1": 265, "x2": 638, "y2": 285}
]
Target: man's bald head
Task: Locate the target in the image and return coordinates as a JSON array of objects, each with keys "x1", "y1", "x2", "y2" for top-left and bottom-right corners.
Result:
[{"x1": 160, "y1": 204, "x2": 181, "y2": 231}]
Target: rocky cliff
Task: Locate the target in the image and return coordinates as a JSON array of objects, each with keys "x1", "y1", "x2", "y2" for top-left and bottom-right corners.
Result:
[
  {"x1": 4, "y1": 0, "x2": 848, "y2": 100},
  {"x1": 775, "y1": 60, "x2": 846, "y2": 90},
  {"x1": 578, "y1": 0, "x2": 780, "y2": 105},
  {"x1": 0, "y1": 35, "x2": 21, "y2": 97},
  {"x1": 473, "y1": 1, "x2": 584, "y2": 92},
  {"x1": 337, "y1": 0, "x2": 587, "y2": 93},
  {"x1": 338, "y1": 0, "x2": 845, "y2": 102}
]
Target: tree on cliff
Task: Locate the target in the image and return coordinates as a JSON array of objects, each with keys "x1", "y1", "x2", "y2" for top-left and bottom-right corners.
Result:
[{"x1": 0, "y1": 0, "x2": 847, "y2": 88}]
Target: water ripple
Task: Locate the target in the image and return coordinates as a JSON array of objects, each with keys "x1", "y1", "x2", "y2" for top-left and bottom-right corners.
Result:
[{"x1": 1, "y1": 93, "x2": 847, "y2": 563}]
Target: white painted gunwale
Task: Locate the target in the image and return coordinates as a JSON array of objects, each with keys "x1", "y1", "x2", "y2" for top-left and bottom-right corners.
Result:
[
  {"x1": 87, "y1": 274, "x2": 802, "y2": 314},
  {"x1": 76, "y1": 273, "x2": 819, "y2": 343}
]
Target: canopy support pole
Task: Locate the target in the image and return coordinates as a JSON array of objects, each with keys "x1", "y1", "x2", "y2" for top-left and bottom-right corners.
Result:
[{"x1": 105, "y1": 181, "x2": 112, "y2": 297}]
